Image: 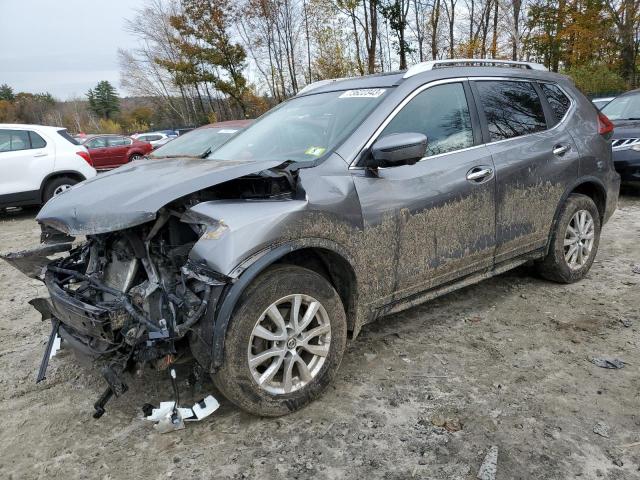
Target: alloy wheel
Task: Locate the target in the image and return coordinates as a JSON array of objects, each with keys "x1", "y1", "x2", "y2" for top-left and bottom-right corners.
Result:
[
  {"x1": 564, "y1": 209, "x2": 595, "y2": 270},
  {"x1": 248, "y1": 294, "x2": 331, "y2": 395},
  {"x1": 53, "y1": 184, "x2": 72, "y2": 196}
]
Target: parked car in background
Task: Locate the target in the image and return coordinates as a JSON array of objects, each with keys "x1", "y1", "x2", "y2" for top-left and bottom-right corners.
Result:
[
  {"x1": 600, "y1": 90, "x2": 640, "y2": 188},
  {"x1": 149, "y1": 120, "x2": 252, "y2": 159},
  {"x1": 132, "y1": 131, "x2": 174, "y2": 149},
  {"x1": 8, "y1": 59, "x2": 619, "y2": 419},
  {"x1": 81, "y1": 134, "x2": 153, "y2": 170},
  {"x1": 157, "y1": 129, "x2": 179, "y2": 137},
  {"x1": 592, "y1": 97, "x2": 615, "y2": 110},
  {"x1": 0, "y1": 124, "x2": 96, "y2": 208}
]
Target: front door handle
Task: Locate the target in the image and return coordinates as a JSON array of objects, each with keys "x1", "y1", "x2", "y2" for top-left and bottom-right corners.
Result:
[
  {"x1": 33, "y1": 152, "x2": 48, "y2": 157},
  {"x1": 552, "y1": 144, "x2": 571, "y2": 156},
  {"x1": 466, "y1": 166, "x2": 494, "y2": 183}
]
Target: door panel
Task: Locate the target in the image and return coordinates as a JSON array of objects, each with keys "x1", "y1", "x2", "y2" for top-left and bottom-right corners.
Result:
[
  {"x1": 0, "y1": 129, "x2": 54, "y2": 196},
  {"x1": 86, "y1": 137, "x2": 109, "y2": 169},
  {"x1": 472, "y1": 79, "x2": 579, "y2": 263},
  {"x1": 353, "y1": 147, "x2": 496, "y2": 301},
  {"x1": 352, "y1": 80, "x2": 496, "y2": 303}
]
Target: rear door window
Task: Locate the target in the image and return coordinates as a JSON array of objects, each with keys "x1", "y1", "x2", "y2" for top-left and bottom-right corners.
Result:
[
  {"x1": 0, "y1": 130, "x2": 30, "y2": 152},
  {"x1": 381, "y1": 82, "x2": 474, "y2": 157},
  {"x1": 86, "y1": 137, "x2": 108, "y2": 148},
  {"x1": 107, "y1": 136, "x2": 128, "y2": 146},
  {"x1": 475, "y1": 80, "x2": 547, "y2": 141},
  {"x1": 540, "y1": 83, "x2": 572, "y2": 125}
]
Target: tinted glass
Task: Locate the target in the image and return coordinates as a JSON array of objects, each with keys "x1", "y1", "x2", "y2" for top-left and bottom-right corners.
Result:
[
  {"x1": 29, "y1": 131, "x2": 47, "y2": 148},
  {"x1": 476, "y1": 81, "x2": 547, "y2": 141},
  {"x1": 601, "y1": 93, "x2": 640, "y2": 120},
  {"x1": 541, "y1": 83, "x2": 571, "y2": 124},
  {"x1": 150, "y1": 127, "x2": 240, "y2": 158},
  {"x1": 213, "y1": 89, "x2": 388, "y2": 163},
  {"x1": 0, "y1": 130, "x2": 30, "y2": 152},
  {"x1": 86, "y1": 137, "x2": 108, "y2": 148},
  {"x1": 381, "y1": 82, "x2": 474, "y2": 157},
  {"x1": 57, "y1": 129, "x2": 80, "y2": 145}
]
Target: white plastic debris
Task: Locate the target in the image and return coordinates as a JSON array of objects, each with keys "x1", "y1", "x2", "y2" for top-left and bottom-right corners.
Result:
[
  {"x1": 477, "y1": 446, "x2": 498, "y2": 480},
  {"x1": 593, "y1": 421, "x2": 610, "y2": 438},
  {"x1": 49, "y1": 334, "x2": 61, "y2": 359},
  {"x1": 146, "y1": 395, "x2": 220, "y2": 433}
]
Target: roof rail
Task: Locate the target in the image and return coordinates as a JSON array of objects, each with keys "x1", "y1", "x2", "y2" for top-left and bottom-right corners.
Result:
[
  {"x1": 403, "y1": 58, "x2": 547, "y2": 78},
  {"x1": 297, "y1": 77, "x2": 347, "y2": 96}
]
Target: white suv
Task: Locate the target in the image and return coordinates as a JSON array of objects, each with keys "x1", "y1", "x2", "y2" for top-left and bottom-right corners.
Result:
[{"x1": 0, "y1": 124, "x2": 97, "y2": 208}]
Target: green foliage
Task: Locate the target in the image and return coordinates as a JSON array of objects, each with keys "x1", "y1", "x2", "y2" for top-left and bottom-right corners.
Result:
[
  {"x1": 162, "y1": 0, "x2": 249, "y2": 115},
  {"x1": 0, "y1": 84, "x2": 15, "y2": 101},
  {"x1": 96, "y1": 118, "x2": 123, "y2": 134},
  {"x1": 87, "y1": 81, "x2": 120, "y2": 119},
  {"x1": 565, "y1": 64, "x2": 626, "y2": 96}
]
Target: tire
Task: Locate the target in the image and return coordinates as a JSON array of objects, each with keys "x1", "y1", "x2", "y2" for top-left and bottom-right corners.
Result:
[
  {"x1": 536, "y1": 193, "x2": 601, "y2": 283},
  {"x1": 212, "y1": 264, "x2": 347, "y2": 417},
  {"x1": 129, "y1": 154, "x2": 142, "y2": 162},
  {"x1": 43, "y1": 177, "x2": 78, "y2": 203}
]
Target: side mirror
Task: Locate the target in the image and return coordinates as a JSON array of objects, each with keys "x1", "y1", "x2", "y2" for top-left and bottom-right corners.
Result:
[{"x1": 368, "y1": 132, "x2": 427, "y2": 168}]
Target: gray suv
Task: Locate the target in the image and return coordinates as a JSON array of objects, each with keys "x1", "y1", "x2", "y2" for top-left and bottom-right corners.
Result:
[{"x1": 4, "y1": 59, "x2": 620, "y2": 419}]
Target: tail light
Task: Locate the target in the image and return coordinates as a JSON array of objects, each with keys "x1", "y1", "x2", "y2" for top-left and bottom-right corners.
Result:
[
  {"x1": 598, "y1": 112, "x2": 614, "y2": 137},
  {"x1": 76, "y1": 150, "x2": 94, "y2": 167}
]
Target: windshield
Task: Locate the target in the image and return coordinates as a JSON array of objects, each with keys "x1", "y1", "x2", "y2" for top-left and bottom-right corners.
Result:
[
  {"x1": 601, "y1": 94, "x2": 640, "y2": 120},
  {"x1": 211, "y1": 88, "x2": 388, "y2": 163},
  {"x1": 150, "y1": 127, "x2": 242, "y2": 158}
]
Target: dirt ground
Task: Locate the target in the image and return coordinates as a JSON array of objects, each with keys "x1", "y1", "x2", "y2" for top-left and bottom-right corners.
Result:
[{"x1": 0, "y1": 194, "x2": 638, "y2": 480}]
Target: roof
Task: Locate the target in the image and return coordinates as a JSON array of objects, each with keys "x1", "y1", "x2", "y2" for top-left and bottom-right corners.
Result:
[{"x1": 297, "y1": 59, "x2": 567, "y2": 97}]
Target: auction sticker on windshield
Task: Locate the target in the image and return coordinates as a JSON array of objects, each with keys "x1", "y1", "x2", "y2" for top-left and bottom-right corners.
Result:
[
  {"x1": 305, "y1": 146, "x2": 326, "y2": 156},
  {"x1": 339, "y1": 89, "x2": 386, "y2": 99}
]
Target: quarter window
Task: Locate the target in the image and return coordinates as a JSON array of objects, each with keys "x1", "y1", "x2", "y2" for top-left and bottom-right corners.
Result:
[
  {"x1": 541, "y1": 83, "x2": 571, "y2": 125},
  {"x1": 381, "y1": 82, "x2": 474, "y2": 157},
  {"x1": 475, "y1": 80, "x2": 547, "y2": 141},
  {"x1": 29, "y1": 131, "x2": 47, "y2": 149}
]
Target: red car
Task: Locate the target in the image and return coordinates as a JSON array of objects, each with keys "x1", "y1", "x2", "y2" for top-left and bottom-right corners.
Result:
[{"x1": 82, "y1": 134, "x2": 153, "y2": 170}]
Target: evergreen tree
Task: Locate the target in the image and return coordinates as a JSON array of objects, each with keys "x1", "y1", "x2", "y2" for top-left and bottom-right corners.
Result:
[
  {"x1": 0, "y1": 84, "x2": 14, "y2": 101},
  {"x1": 86, "y1": 81, "x2": 120, "y2": 119}
]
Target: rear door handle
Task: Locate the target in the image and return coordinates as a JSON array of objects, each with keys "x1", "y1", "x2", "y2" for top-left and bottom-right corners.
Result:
[
  {"x1": 33, "y1": 152, "x2": 48, "y2": 157},
  {"x1": 552, "y1": 144, "x2": 571, "y2": 156},
  {"x1": 466, "y1": 166, "x2": 494, "y2": 183}
]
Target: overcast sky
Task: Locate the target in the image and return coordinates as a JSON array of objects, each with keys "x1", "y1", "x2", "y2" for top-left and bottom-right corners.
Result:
[{"x1": 0, "y1": 0, "x2": 143, "y2": 100}]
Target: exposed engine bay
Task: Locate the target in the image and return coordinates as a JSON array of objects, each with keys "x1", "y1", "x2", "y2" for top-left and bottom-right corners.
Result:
[{"x1": 3, "y1": 171, "x2": 296, "y2": 422}]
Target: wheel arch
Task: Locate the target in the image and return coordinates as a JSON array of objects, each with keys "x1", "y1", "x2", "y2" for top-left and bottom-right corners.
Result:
[
  {"x1": 546, "y1": 177, "x2": 607, "y2": 254},
  {"x1": 209, "y1": 240, "x2": 359, "y2": 370},
  {"x1": 39, "y1": 171, "x2": 87, "y2": 203}
]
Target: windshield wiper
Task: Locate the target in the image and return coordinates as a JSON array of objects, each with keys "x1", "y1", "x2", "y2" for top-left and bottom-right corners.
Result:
[{"x1": 200, "y1": 148, "x2": 212, "y2": 159}]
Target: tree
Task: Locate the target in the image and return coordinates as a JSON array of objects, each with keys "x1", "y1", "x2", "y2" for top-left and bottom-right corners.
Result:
[
  {"x1": 379, "y1": 0, "x2": 412, "y2": 69},
  {"x1": 0, "y1": 84, "x2": 14, "y2": 101},
  {"x1": 86, "y1": 81, "x2": 120, "y2": 119}
]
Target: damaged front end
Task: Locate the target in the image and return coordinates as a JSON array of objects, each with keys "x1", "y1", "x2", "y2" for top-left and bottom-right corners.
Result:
[{"x1": 28, "y1": 212, "x2": 227, "y2": 419}]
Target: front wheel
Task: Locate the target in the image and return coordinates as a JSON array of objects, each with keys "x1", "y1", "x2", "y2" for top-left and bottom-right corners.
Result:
[
  {"x1": 212, "y1": 265, "x2": 347, "y2": 416},
  {"x1": 536, "y1": 193, "x2": 601, "y2": 283}
]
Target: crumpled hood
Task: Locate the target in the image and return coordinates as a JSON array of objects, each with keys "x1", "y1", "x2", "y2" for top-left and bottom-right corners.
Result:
[{"x1": 37, "y1": 157, "x2": 283, "y2": 235}]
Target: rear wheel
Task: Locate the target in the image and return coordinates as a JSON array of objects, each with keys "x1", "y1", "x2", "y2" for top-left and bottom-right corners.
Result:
[
  {"x1": 212, "y1": 265, "x2": 347, "y2": 416},
  {"x1": 43, "y1": 177, "x2": 78, "y2": 203},
  {"x1": 129, "y1": 154, "x2": 142, "y2": 162},
  {"x1": 536, "y1": 193, "x2": 601, "y2": 283}
]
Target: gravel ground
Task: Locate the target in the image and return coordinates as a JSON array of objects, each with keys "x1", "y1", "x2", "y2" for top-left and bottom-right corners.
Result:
[{"x1": 0, "y1": 194, "x2": 638, "y2": 480}]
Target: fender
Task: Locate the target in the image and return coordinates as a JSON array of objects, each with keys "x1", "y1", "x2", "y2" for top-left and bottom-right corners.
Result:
[{"x1": 208, "y1": 238, "x2": 357, "y2": 370}]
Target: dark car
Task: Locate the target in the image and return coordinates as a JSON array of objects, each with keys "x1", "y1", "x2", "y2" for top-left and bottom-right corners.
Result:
[
  {"x1": 82, "y1": 134, "x2": 153, "y2": 170},
  {"x1": 3, "y1": 59, "x2": 619, "y2": 422},
  {"x1": 600, "y1": 90, "x2": 640, "y2": 188},
  {"x1": 149, "y1": 120, "x2": 252, "y2": 159}
]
